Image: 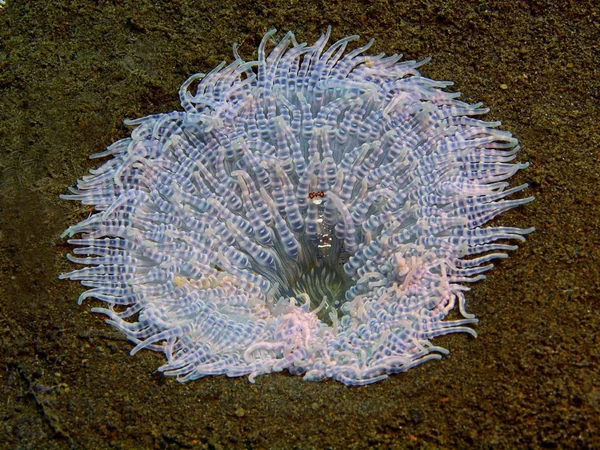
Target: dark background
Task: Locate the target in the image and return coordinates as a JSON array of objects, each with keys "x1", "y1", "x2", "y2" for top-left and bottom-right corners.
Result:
[{"x1": 1, "y1": 0, "x2": 598, "y2": 448}]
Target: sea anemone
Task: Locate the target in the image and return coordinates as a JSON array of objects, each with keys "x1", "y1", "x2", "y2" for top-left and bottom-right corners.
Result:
[{"x1": 60, "y1": 28, "x2": 534, "y2": 385}]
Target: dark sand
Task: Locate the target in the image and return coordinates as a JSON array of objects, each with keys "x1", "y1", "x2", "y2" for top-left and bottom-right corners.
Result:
[{"x1": 1, "y1": 1, "x2": 598, "y2": 448}]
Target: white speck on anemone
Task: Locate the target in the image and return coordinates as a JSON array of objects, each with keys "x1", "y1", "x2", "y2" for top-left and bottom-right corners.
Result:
[{"x1": 60, "y1": 28, "x2": 534, "y2": 386}]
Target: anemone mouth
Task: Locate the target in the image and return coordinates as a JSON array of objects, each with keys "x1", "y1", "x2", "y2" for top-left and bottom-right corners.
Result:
[
  {"x1": 270, "y1": 224, "x2": 355, "y2": 324},
  {"x1": 60, "y1": 28, "x2": 533, "y2": 386}
]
